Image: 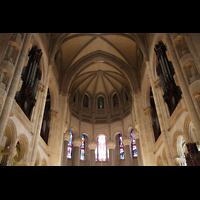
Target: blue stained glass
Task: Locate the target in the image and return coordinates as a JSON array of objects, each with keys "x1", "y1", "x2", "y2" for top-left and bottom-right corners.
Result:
[
  {"x1": 119, "y1": 133, "x2": 125, "y2": 160},
  {"x1": 131, "y1": 129, "x2": 137, "y2": 157},
  {"x1": 67, "y1": 130, "x2": 73, "y2": 159},
  {"x1": 80, "y1": 134, "x2": 85, "y2": 161}
]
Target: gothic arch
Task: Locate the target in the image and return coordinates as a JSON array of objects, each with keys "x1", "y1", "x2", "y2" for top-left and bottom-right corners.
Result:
[
  {"x1": 63, "y1": 51, "x2": 137, "y2": 94},
  {"x1": 172, "y1": 130, "x2": 185, "y2": 157},
  {"x1": 5, "y1": 118, "x2": 17, "y2": 147},
  {"x1": 49, "y1": 33, "x2": 148, "y2": 63},
  {"x1": 183, "y1": 114, "x2": 198, "y2": 143},
  {"x1": 13, "y1": 133, "x2": 29, "y2": 165}
]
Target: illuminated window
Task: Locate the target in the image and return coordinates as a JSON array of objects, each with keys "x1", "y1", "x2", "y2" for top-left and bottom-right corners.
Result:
[
  {"x1": 131, "y1": 129, "x2": 137, "y2": 157},
  {"x1": 119, "y1": 133, "x2": 125, "y2": 160},
  {"x1": 95, "y1": 135, "x2": 109, "y2": 161},
  {"x1": 67, "y1": 130, "x2": 73, "y2": 159},
  {"x1": 98, "y1": 96, "x2": 104, "y2": 109},
  {"x1": 80, "y1": 134, "x2": 85, "y2": 161}
]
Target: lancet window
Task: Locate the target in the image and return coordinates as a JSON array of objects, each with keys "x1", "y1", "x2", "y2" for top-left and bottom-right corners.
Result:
[{"x1": 67, "y1": 130, "x2": 73, "y2": 159}]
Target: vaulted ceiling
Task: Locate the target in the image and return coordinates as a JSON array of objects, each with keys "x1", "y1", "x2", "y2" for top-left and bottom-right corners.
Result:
[{"x1": 50, "y1": 33, "x2": 147, "y2": 98}]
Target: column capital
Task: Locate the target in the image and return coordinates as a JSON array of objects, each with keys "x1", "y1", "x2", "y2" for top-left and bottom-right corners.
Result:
[
  {"x1": 143, "y1": 107, "x2": 153, "y2": 116},
  {"x1": 38, "y1": 83, "x2": 45, "y2": 92},
  {"x1": 64, "y1": 131, "x2": 71, "y2": 141},
  {"x1": 107, "y1": 141, "x2": 116, "y2": 149},
  {"x1": 73, "y1": 138, "x2": 82, "y2": 147},
  {"x1": 49, "y1": 110, "x2": 58, "y2": 120},
  {"x1": 88, "y1": 141, "x2": 97, "y2": 150},
  {"x1": 122, "y1": 137, "x2": 132, "y2": 146},
  {"x1": 154, "y1": 79, "x2": 161, "y2": 88}
]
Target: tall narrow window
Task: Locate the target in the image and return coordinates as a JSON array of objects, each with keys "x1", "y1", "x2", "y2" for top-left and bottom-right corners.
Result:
[
  {"x1": 98, "y1": 135, "x2": 106, "y2": 161},
  {"x1": 98, "y1": 96, "x2": 104, "y2": 109},
  {"x1": 131, "y1": 129, "x2": 137, "y2": 157},
  {"x1": 80, "y1": 134, "x2": 85, "y2": 161},
  {"x1": 119, "y1": 133, "x2": 125, "y2": 160},
  {"x1": 67, "y1": 130, "x2": 73, "y2": 159},
  {"x1": 83, "y1": 94, "x2": 89, "y2": 108},
  {"x1": 113, "y1": 93, "x2": 119, "y2": 107},
  {"x1": 95, "y1": 135, "x2": 108, "y2": 161}
]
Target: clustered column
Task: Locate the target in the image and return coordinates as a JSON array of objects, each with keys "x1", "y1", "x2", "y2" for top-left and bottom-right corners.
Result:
[
  {"x1": 88, "y1": 141, "x2": 97, "y2": 166},
  {"x1": 123, "y1": 137, "x2": 133, "y2": 166},
  {"x1": 107, "y1": 141, "x2": 116, "y2": 166},
  {"x1": 72, "y1": 138, "x2": 82, "y2": 166}
]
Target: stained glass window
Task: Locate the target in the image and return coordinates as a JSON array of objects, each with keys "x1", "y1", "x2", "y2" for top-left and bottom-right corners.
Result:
[
  {"x1": 98, "y1": 96, "x2": 104, "y2": 109},
  {"x1": 131, "y1": 129, "x2": 137, "y2": 157},
  {"x1": 83, "y1": 95, "x2": 89, "y2": 108},
  {"x1": 95, "y1": 135, "x2": 108, "y2": 161},
  {"x1": 67, "y1": 130, "x2": 73, "y2": 159},
  {"x1": 113, "y1": 93, "x2": 119, "y2": 107},
  {"x1": 98, "y1": 135, "x2": 106, "y2": 161},
  {"x1": 119, "y1": 133, "x2": 125, "y2": 160},
  {"x1": 80, "y1": 134, "x2": 85, "y2": 161}
]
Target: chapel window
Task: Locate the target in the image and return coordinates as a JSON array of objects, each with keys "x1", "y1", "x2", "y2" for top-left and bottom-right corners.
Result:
[
  {"x1": 131, "y1": 129, "x2": 138, "y2": 157},
  {"x1": 80, "y1": 134, "x2": 85, "y2": 161},
  {"x1": 83, "y1": 95, "x2": 89, "y2": 108},
  {"x1": 67, "y1": 130, "x2": 73, "y2": 159},
  {"x1": 113, "y1": 93, "x2": 119, "y2": 107},
  {"x1": 95, "y1": 135, "x2": 109, "y2": 161},
  {"x1": 119, "y1": 133, "x2": 125, "y2": 160},
  {"x1": 98, "y1": 96, "x2": 104, "y2": 109}
]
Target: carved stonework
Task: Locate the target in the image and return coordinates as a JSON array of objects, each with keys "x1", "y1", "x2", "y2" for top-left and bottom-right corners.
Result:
[
  {"x1": 73, "y1": 138, "x2": 82, "y2": 147},
  {"x1": 185, "y1": 143, "x2": 200, "y2": 166},
  {"x1": 122, "y1": 137, "x2": 132, "y2": 146},
  {"x1": 88, "y1": 141, "x2": 97, "y2": 150},
  {"x1": 107, "y1": 141, "x2": 116, "y2": 149}
]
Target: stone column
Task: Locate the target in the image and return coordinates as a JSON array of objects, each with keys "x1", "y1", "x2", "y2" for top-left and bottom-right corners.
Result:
[
  {"x1": 123, "y1": 137, "x2": 133, "y2": 166},
  {"x1": 62, "y1": 131, "x2": 71, "y2": 166},
  {"x1": 164, "y1": 33, "x2": 200, "y2": 143},
  {"x1": 143, "y1": 106, "x2": 156, "y2": 165},
  {"x1": 72, "y1": 138, "x2": 82, "y2": 166},
  {"x1": 0, "y1": 33, "x2": 32, "y2": 148},
  {"x1": 29, "y1": 61, "x2": 53, "y2": 166},
  {"x1": 107, "y1": 141, "x2": 116, "y2": 166},
  {"x1": 88, "y1": 141, "x2": 97, "y2": 166}
]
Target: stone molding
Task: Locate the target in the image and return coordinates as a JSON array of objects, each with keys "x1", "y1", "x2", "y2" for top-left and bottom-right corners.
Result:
[
  {"x1": 107, "y1": 141, "x2": 116, "y2": 149},
  {"x1": 88, "y1": 141, "x2": 97, "y2": 150},
  {"x1": 64, "y1": 132, "x2": 71, "y2": 141},
  {"x1": 73, "y1": 138, "x2": 82, "y2": 147},
  {"x1": 122, "y1": 137, "x2": 132, "y2": 146}
]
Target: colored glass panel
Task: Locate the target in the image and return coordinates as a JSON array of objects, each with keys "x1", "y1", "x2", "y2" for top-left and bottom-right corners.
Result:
[
  {"x1": 131, "y1": 129, "x2": 137, "y2": 157},
  {"x1": 113, "y1": 93, "x2": 119, "y2": 107},
  {"x1": 80, "y1": 134, "x2": 85, "y2": 161},
  {"x1": 98, "y1": 135, "x2": 106, "y2": 161},
  {"x1": 119, "y1": 133, "x2": 125, "y2": 160},
  {"x1": 98, "y1": 96, "x2": 104, "y2": 109},
  {"x1": 67, "y1": 130, "x2": 73, "y2": 159}
]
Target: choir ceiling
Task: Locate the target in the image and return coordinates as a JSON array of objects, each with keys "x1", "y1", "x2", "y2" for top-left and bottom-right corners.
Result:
[{"x1": 51, "y1": 33, "x2": 147, "y2": 96}]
